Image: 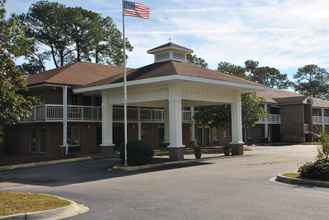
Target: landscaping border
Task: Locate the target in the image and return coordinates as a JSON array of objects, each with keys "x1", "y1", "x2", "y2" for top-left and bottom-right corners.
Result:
[
  {"x1": 0, "y1": 194, "x2": 89, "y2": 220},
  {"x1": 276, "y1": 173, "x2": 329, "y2": 188}
]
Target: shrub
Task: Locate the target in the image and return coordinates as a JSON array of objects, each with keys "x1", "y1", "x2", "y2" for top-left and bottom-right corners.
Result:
[
  {"x1": 318, "y1": 133, "x2": 329, "y2": 160},
  {"x1": 119, "y1": 140, "x2": 154, "y2": 166},
  {"x1": 298, "y1": 133, "x2": 329, "y2": 181},
  {"x1": 298, "y1": 159, "x2": 329, "y2": 181}
]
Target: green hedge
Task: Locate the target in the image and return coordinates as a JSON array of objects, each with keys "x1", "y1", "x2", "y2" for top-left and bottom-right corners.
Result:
[
  {"x1": 119, "y1": 140, "x2": 154, "y2": 166},
  {"x1": 299, "y1": 159, "x2": 329, "y2": 181}
]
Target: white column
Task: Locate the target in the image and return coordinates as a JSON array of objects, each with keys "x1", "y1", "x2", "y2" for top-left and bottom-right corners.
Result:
[
  {"x1": 168, "y1": 92, "x2": 184, "y2": 148},
  {"x1": 231, "y1": 93, "x2": 243, "y2": 144},
  {"x1": 191, "y1": 106, "x2": 196, "y2": 143},
  {"x1": 137, "y1": 107, "x2": 142, "y2": 140},
  {"x1": 164, "y1": 102, "x2": 170, "y2": 143},
  {"x1": 264, "y1": 103, "x2": 269, "y2": 141},
  {"x1": 63, "y1": 86, "x2": 68, "y2": 155},
  {"x1": 321, "y1": 108, "x2": 325, "y2": 133},
  {"x1": 101, "y1": 93, "x2": 114, "y2": 147}
]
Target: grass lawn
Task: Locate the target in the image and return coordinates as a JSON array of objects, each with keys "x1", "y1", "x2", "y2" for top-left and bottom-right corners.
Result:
[
  {"x1": 282, "y1": 172, "x2": 300, "y2": 178},
  {"x1": 0, "y1": 192, "x2": 70, "y2": 217}
]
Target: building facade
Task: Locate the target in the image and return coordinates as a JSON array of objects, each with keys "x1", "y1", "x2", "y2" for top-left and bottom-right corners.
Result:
[{"x1": 4, "y1": 43, "x2": 329, "y2": 160}]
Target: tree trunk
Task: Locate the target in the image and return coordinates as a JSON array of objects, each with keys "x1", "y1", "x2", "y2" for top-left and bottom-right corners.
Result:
[
  {"x1": 59, "y1": 50, "x2": 64, "y2": 67},
  {"x1": 76, "y1": 41, "x2": 81, "y2": 62},
  {"x1": 95, "y1": 50, "x2": 99, "y2": 64},
  {"x1": 50, "y1": 45, "x2": 58, "y2": 68}
]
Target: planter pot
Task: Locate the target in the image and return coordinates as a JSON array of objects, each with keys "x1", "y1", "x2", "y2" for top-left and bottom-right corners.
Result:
[
  {"x1": 194, "y1": 151, "x2": 202, "y2": 159},
  {"x1": 223, "y1": 147, "x2": 231, "y2": 156},
  {"x1": 231, "y1": 144, "x2": 244, "y2": 156}
]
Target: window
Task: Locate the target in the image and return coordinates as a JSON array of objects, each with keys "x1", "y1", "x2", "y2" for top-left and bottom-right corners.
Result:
[
  {"x1": 155, "y1": 52, "x2": 170, "y2": 61},
  {"x1": 31, "y1": 127, "x2": 47, "y2": 153},
  {"x1": 68, "y1": 126, "x2": 80, "y2": 146},
  {"x1": 69, "y1": 94, "x2": 79, "y2": 105},
  {"x1": 173, "y1": 52, "x2": 185, "y2": 60}
]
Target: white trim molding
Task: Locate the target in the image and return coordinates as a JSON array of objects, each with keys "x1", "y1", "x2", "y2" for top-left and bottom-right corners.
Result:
[{"x1": 74, "y1": 75, "x2": 264, "y2": 94}]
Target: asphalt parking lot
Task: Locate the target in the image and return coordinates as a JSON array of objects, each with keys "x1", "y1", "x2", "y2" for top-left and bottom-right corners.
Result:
[{"x1": 1, "y1": 145, "x2": 328, "y2": 220}]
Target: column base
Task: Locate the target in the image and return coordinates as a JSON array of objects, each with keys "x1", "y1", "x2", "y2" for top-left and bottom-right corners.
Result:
[
  {"x1": 100, "y1": 144, "x2": 115, "y2": 156},
  {"x1": 230, "y1": 143, "x2": 244, "y2": 156},
  {"x1": 168, "y1": 147, "x2": 185, "y2": 161}
]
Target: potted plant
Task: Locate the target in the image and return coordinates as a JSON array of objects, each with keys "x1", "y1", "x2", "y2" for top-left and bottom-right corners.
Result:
[
  {"x1": 190, "y1": 141, "x2": 202, "y2": 159},
  {"x1": 224, "y1": 144, "x2": 231, "y2": 156}
]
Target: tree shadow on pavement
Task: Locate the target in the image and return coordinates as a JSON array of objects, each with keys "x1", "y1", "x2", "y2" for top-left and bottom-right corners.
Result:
[{"x1": 0, "y1": 158, "x2": 212, "y2": 187}]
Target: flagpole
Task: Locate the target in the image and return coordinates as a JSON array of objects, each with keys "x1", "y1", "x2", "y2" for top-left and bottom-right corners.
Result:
[{"x1": 122, "y1": 0, "x2": 128, "y2": 167}]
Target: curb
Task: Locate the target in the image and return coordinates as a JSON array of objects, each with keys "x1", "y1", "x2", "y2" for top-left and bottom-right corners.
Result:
[
  {"x1": 0, "y1": 194, "x2": 89, "y2": 220},
  {"x1": 276, "y1": 173, "x2": 329, "y2": 188},
  {"x1": 112, "y1": 155, "x2": 229, "y2": 172},
  {"x1": 0, "y1": 157, "x2": 120, "y2": 172}
]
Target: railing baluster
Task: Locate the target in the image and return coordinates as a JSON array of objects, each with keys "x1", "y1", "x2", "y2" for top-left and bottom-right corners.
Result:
[
  {"x1": 45, "y1": 105, "x2": 48, "y2": 121},
  {"x1": 81, "y1": 106, "x2": 84, "y2": 121}
]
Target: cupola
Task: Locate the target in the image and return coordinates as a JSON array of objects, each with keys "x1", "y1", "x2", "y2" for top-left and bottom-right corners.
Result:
[{"x1": 147, "y1": 42, "x2": 193, "y2": 63}]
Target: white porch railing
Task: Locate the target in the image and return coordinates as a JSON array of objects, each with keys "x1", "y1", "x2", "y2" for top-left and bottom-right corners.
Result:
[
  {"x1": 23, "y1": 104, "x2": 102, "y2": 122},
  {"x1": 113, "y1": 107, "x2": 165, "y2": 122},
  {"x1": 257, "y1": 114, "x2": 281, "y2": 124},
  {"x1": 23, "y1": 106, "x2": 223, "y2": 123},
  {"x1": 312, "y1": 116, "x2": 329, "y2": 125},
  {"x1": 183, "y1": 110, "x2": 193, "y2": 122}
]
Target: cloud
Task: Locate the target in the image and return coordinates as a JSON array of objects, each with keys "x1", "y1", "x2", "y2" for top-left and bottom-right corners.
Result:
[
  {"x1": 6, "y1": 0, "x2": 329, "y2": 78},
  {"x1": 123, "y1": 0, "x2": 329, "y2": 79}
]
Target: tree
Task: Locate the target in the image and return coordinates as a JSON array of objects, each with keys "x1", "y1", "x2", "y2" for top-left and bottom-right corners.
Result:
[
  {"x1": 217, "y1": 61, "x2": 246, "y2": 78},
  {"x1": 19, "y1": 1, "x2": 132, "y2": 69},
  {"x1": 19, "y1": 48, "x2": 48, "y2": 74},
  {"x1": 294, "y1": 64, "x2": 329, "y2": 99},
  {"x1": 0, "y1": 0, "x2": 37, "y2": 125},
  {"x1": 244, "y1": 60, "x2": 291, "y2": 89},
  {"x1": 87, "y1": 16, "x2": 132, "y2": 65},
  {"x1": 20, "y1": 1, "x2": 71, "y2": 68},
  {"x1": 254, "y1": 66, "x2": 291, "y2": 89},
  {"x1": 193, "y1": 105, "x2": 231, "y2": 129},
  {"x1": 193, "y1": 93, "x2": 266, "y2": 143},
  {"x1": 241, "y1": 93, "x2": 267, "y2": 141},
  {"x1": 245, "y1": 60, "x2": 259, "y2": 74},
  {"x1": 187, "y1": 53, "x2": 208, "y2": 68}
]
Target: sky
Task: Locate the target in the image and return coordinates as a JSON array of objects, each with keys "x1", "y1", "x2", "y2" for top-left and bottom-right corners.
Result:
[{"x1": 5, "y1": 0, "x2": 329, "y2": 80}]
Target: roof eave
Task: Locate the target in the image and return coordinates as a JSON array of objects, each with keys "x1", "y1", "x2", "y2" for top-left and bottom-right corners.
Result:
[
  {"x1": 74, "y1": 75, "x2": 263, "y2": 94},
  {"x1": 147, "y1": 46, "x2": 193, "y2": 54},
  {"x1": 28, "y1": 82, "x2": 75, "y2": 89}
]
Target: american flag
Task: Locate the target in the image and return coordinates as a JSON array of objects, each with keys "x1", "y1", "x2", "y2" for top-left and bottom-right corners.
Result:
[{"x1": 124, "y1": 1, "x2": 150, "y2": 19}]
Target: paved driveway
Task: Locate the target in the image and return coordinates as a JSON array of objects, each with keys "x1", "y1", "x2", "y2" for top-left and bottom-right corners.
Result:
[{"x1": 1, "y1": 145, "x2": 329, "y2": 220}]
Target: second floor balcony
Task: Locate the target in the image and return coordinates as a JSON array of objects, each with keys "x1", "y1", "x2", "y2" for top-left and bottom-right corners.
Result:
[
  {"x1": 312, "y1": 116, "x2": 329, "y2": 125},
  {"x1": 23, "y1": 105, "x2": 102, "y2": 122},
  {"x1": 23, "y1": 105, "x2": 283, "y2": 125},
  {"x1": 23, "y1": 105, "x2": 168, "y2": 123},
  {"x1": 257, "y1": 114, "x2": 281, "y2": 124}
]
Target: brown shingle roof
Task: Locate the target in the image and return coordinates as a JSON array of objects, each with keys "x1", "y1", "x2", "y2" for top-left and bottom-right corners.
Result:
[
  {"x1": 27, "y1": 62, "x2": 124, "y2": 87},
  {"x1": 256, "y1": 88, "x2": 329, "y2": 108},
  {"x1": 85, "y1": 61, "x2": 262, "y2": 88},
  {"x1": 256, "y1": 88, "x2": 304, "y2": 103}
]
